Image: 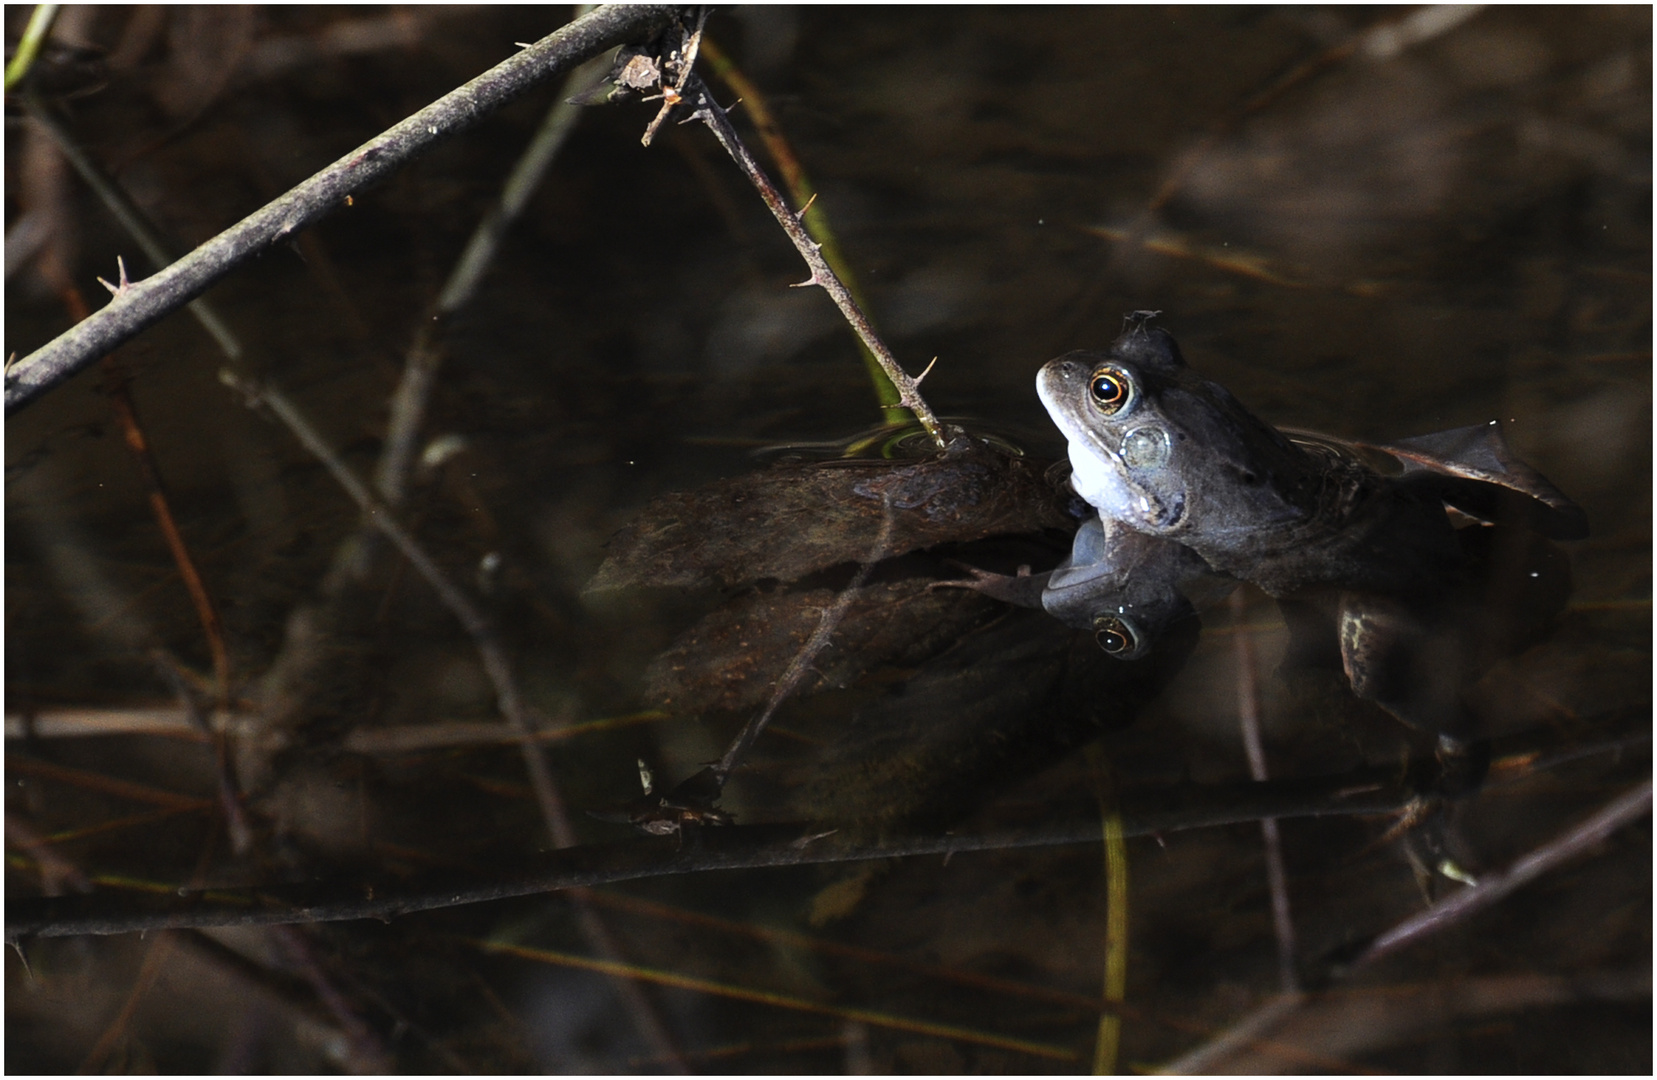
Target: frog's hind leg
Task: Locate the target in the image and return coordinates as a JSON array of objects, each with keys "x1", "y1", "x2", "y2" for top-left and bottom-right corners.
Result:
[
  {"x1": 1335, "y1": 593, "x2": 1472, "y2": 743},
  {"x1": 1332, "y1": 591, "x2": 1495, "y2": 892}
]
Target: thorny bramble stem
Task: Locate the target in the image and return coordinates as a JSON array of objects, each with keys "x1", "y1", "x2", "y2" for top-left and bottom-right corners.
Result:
[
  {"x1": 10, "y1": 764, "x2": 1422, "y2": 939},
  {"x1": 3, "y1": 4, "x2": 680, "y2": 416},
  {"x1": 682, "y1": 73, "x2": 954, "y2": 450}
]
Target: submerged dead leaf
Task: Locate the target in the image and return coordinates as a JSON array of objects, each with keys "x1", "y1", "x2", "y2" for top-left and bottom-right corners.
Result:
[
  {"x1": 643, "y1": 567, "x2": 1007, "y2": 715},
  {"x1": 584, "y1": 441, "x2": 1073, "y2": 593},
  {"x1": 792, "y1": 605, "x2": 1203, "y2": 835}
]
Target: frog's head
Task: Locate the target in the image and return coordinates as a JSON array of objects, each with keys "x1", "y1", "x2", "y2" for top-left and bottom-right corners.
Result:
[{"x1": 1036, "y1": 326, "x2": 1314, "y2": 540}]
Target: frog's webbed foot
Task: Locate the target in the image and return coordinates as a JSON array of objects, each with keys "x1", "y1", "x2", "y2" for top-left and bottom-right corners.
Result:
[
  {"x1": 1376, "y1": 733, "x2": 1491, "y2": 899},
  {"x1": 931, "y1": 562, "x2": 1050, "y2": 609},
  {"x1": 1388, "y1": 795, "x2": 1485, "y2": 902}
]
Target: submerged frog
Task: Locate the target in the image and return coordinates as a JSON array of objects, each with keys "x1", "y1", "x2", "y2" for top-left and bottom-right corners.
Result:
[{"x1": 1034, "y1": 316, "x2": 1585, "y2": 740}]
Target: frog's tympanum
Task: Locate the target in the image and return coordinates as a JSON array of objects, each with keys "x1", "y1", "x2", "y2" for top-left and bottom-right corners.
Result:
[{"x1": 1035, "y1": 317, "x2": 1586, "y2": 741}]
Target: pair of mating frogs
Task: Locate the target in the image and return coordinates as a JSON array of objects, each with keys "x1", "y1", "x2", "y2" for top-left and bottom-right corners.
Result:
[{"x1": 965, "y1": 314, "x2": 1586, "y2": 748}]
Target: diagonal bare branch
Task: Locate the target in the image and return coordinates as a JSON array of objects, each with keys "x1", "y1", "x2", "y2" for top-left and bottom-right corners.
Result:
[{"x1": 4, "y1": 4, "x2": 678, "y2": 416}]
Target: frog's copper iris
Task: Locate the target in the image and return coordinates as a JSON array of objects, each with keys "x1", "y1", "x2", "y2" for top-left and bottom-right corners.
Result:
[
  {"x1": 1092, "y1": 614, "x2": 1139, "y2": 656},
  {"x1": 1088, "y1": 365, "x2": 1133, "y2": 415}
]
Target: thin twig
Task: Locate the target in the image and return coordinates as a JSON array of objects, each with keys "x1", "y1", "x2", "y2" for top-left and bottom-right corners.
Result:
[
  {"x1": 1350, "y1": 778, "x2": 1652, "y2": 967},
  {"x1": 1093, "y1": 807, "x2": 1129, "y2": 1075},
  {"x1": 1157, "y1": 777, "x2": 1652, "y2": 1072},
  {"x1": 8, "y1": 763, "x2": 1420, "y2": 939},
  {"x1": 1182, "y1": 968, "x2": 1651, "y2": 1073},
  {"x1": 1, "y1": 707, "x2": 670, "y2": 751},
  {"x1": 23, "y1": 95, "x2": 243, "y2": 362},
  {"x1": 5, "y1": 817, "x2": 92, "y2": 897},
  {"x1": 150, "y1": 650, "x2": 252, "y2": 856},
  {"x1": 639, "y1": 7, "x2": 707, "y2": 147},
  {"x1": 222, "y1": 370, "x2": 688, "y2": 1069},
  {"x1": 699, "y1": 33, "x2": 905, "y2": 420},
  {"x1": 78, "y1": 826, "x2": 223, "y2": 1072},
  {"x1": 30, "y1": 248, "x2": 235, "y2": 732},
  {"x1": 268, "y1": 925, "x2": 395, "y2": 1073},
  {"x1": 475, "y1": 937, "x2": 1077, "y2": 1063},
  {"x1": 1231, "y1": 590, "x2": 1299, "y2": 994},
  {"x1": 77, "y1": 931, "x2": 181, "y2": 1073},
  {"x1": 106, "y1": 382, "x2": 234, "y2": 711},
  {"x1": 681, "y1": 73, "x2": 952, "y2": 449},
  {"x1": 374, "y1": 43, "x2": 616, "y2": 506},
  {"x1": 714, "y1": 497, "x2": 895, "y2": 785},
  {"x1": 223, "y1": 373, "x2": 556, "y2": 819},
  {"x1": 226, "y1": 376, "x2": 499, "y2": 652},
  {"x1": 1157, "y1": 991, "x2": 1309, "y2": 1075},
  {"x1": 4, "y1": 4, "x2": 680, "y2": 416}
]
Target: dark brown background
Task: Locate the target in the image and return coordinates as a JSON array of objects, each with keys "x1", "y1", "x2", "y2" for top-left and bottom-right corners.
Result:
[{"x1": 7, "y1": 6, "x2": 1650, "y2": 1072}]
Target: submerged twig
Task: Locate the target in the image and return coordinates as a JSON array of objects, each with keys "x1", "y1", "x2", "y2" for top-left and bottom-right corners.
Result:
[
  {"x1": 269, "y1": 925, "x2": 395, "y2": 1074},
  {"x1": 23, "y1": 96, "x2": 245, "y2": 362},
  {"x1": 224, "y1": 370, "x2": 689, "y2": 1070},
  {"x1": 1158, "y1": 777, "x2": 1652, "y2": 1072},
  {"x1": 1350, "y1": 778, "x2": 1652, "y2": 967},
  {"x1": 107, "y1": 382, "x2": 234, "y2": 710},
  {"x1": 374, "y1": 42, "x2": 616, "y2": 506},
  {"x1": 1180, "y1": 968, "x2": 1651, "y2": 1073},
  {"x1": 221, "y1": 373, "x2": 538, "y2": 747},
  {"x1": 1157, "y1": 990, "x2": 1309, "y2": 1076},
  {"x1": 1, "y1": 707, "x2": 670, "y2": 751},
  {"x1": 1231, "y1": 590, "x2": 1299, "y2": 994},
  {"x1": 4, "y1": 4, "x2": 680, "y2": 416},
  {"x1": 28, "y1": 227, "x2": 235, "y2": 721},
  {"x1": 9, "y1": 762, "x2": 1420, "y2": 939},
  {"x1": 713, "y1": 498, "x2": 896, "y2": 787},
  {"x1": 475, "y1": 937, "x2": 1077, "y2": 1063},
  {"x1": 150, "y1": 651, "x2": 252, "y2": 856}
]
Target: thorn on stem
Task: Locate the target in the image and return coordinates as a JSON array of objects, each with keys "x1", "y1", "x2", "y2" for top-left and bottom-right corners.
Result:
[
  {"x1": 97, "y1": 255, "x2": 133, "y2": 298},
  {"x1": 10, "y1": 940, "x2": 33, "y2": 982},
  {"x1": 913, "y1": 356, "x2": 939, "y2": 385},
  {"x1": 788, "y1": 274, "x2": 819, "y2": 289},
  {"x1": 796, "y1": 192, "x2": 819, "y2": 218}
]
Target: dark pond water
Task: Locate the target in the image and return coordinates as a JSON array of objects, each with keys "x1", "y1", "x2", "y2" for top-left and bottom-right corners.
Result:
[{"x1": 6, "y1": 6, "x2": 1650, "y2": 1073}]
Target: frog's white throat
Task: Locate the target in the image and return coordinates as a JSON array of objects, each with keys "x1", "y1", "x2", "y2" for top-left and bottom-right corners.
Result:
[{"x1": 1066, "y1": 437, "x2": 1143, "y2": 524}]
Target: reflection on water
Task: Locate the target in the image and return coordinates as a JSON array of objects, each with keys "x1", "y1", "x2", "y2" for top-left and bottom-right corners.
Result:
[{"x1": 5, "y1": 6, "x2": 1649, "y2": 1073}]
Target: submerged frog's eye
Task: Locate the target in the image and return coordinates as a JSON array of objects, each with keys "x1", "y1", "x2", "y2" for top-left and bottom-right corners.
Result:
[
  {"x1": 1121, "y1": 425, "x2": 1171, "y2": 470},
  {"x1": 1088, "y1": 366, "x2": 1134, "y2": 416},
  {"x1": 1093, "y1": 615, "x2": 1143, "y2": 657}
]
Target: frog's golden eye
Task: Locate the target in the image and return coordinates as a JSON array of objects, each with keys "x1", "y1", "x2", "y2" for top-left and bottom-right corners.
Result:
[
  {"x1": 1089, "y1": 366, "x2": 1133, "y2": 415},
  {"x1": 1093, "y1": 615, "x2": 1141, "y2": 657}
]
